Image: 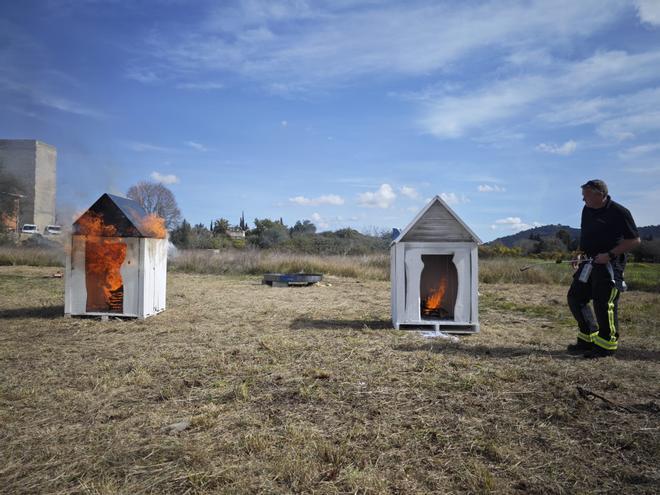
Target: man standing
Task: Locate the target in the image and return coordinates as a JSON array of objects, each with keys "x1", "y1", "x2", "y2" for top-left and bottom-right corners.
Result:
[{"x1": 567, "y1": 180, "x2": 640, "y2": 358}]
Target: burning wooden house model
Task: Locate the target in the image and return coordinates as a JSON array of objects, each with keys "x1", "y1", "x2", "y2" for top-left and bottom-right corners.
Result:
[
  {"x1": 391, "y1": 196, "x2": 481, "y2": 333},
  {"x1": 65, "y1": 193, "x2": 167, "y2": 319}
]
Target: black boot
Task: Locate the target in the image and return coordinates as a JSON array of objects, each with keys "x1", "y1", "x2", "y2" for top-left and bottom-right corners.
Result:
[
  {"x1": 566, "y1": 340, "x2": 593, "y2": 354},
  {"x1": 583, "y1": 346, "x2": 615, "y2": 359}
]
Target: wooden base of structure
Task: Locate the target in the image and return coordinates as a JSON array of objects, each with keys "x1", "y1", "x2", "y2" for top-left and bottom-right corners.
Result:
[
  {"x1": 395, "y1": 323, "x2": 479, "y2": 334},
  {"x1": 63, "y1": 308, "x2": 165, "y2": 320}
]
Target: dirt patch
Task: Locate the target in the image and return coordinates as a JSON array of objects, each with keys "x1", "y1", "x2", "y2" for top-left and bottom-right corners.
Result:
[{"x1": 1, "y1": 267, "x2": 658, "y2": 494}]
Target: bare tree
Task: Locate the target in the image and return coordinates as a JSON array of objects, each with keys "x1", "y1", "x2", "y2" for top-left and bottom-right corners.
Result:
[{"x1": 126, "y1": 181, "x2": 181, "y2": 229}]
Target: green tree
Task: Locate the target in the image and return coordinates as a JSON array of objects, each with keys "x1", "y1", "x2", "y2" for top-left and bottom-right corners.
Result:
[
  {"x1": 239, "y1": 211, "x2": 248, "y2": 231},
  {"x1": 631, "y1": 239, "x2": 660, "y2": 262},
  {"x1": 249, "y1": 218, "x2": 290, "y2": 248},
  {"x1": 555, "y1": 229, "x2": 572, "y2": 249},
  {"x1": 290, "y1": 220, "x2": 316, "y2": 236},
  {"x1": 170, "y1": 219, "x2": 192, "y2": 248},
  {"x1": 190, "y1": 223, "x2": 215, "y2": 248},
  {"x1": 212, "y1": 218, "x2": 230, "y2": 235},
  {"x1": 334, "y1": 228, "x2": 361, "y2": 239}
]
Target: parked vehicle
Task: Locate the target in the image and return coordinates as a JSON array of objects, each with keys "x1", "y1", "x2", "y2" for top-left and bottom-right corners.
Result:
[
  {"x1": 45, "y1": 225, "x2": 62, "y2": 235},
  {"x1": 21, "y1": 224, "x2": 38, "y2": 234}
]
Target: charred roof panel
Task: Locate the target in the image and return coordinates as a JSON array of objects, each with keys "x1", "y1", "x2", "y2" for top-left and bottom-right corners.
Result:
[{"x1": 73, "y1": 193, "x2": 150, "y2": 237}]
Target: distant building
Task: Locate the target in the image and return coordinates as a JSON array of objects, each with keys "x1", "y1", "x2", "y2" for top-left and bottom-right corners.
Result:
[
  {"x1": 0, "y1": 140, "x2": 57, "y2": 232},
  {"x1": 227, "y1": 229, "x2": 246, "y2": 239}
]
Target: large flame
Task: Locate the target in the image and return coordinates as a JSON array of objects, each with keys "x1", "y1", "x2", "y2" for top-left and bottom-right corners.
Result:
[
  {"x1": 77, "y1": 211, "x2": 118, "y2": 237},
  {"x1": 423, "y1": 278, "x2": 447, "y2": 313},
  {"x1": 1, "y1": 211, "x2": 17, "y2": 231},
  {"x1": 78, "y1": 212, "x2": 127, "y2": 313},
  {"x1": 139, "y1": 213, "x2": 167, "y2": 239},
  {"x1": 85, "y1": 237, "x2": 127, "y2": 312}
]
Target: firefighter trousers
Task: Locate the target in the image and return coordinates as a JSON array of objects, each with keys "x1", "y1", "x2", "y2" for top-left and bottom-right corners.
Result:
[{"x1": 567, "y1": 263, "x2": 620, "y2": 351}]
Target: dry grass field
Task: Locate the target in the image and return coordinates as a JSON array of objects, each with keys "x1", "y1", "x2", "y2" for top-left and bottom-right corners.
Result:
[{"x1": 1, "y1": 265, "x2": 659, "y2": 494}]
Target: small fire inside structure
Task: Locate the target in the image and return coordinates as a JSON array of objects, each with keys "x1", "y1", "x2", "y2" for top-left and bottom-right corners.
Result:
[
  {"x1": 421, "y1": 279, "x2": 449, "y2": 319},
  {"x1": 419, "y1": 254, "x2": 458, "y2": 320},
  {"x1": 65, "y1": 194, "x2": 168, "y2": 319},
  {"x1": 391, "y1": 196, "x2": 480, "y2": 334}
]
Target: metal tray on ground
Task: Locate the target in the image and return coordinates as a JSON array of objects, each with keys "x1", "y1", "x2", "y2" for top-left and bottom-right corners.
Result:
[{"x1": 262, "y1": 273, "x2": 323, "y2": 287}]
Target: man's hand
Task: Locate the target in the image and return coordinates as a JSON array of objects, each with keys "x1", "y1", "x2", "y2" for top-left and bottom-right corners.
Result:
[
  {"x1": 572, "y1": 253, "x2": 583, "y2": 270},
  {"x1": 594, "y1": 252, "x2": 611, "y2": 264}
]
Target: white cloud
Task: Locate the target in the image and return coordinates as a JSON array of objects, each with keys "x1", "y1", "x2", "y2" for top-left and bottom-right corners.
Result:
[
  {"x1": 623, "y1": 163, "x2": 660, "y2": 175},
  {"x1": 420, "y1": 49, "x2": 660, "y2": 138},
  {"x1": 133, "y1": 1, "x2": 629, "y2": 91},
  {"x1": 127, "y1": 142, "x2": 174, "y2": 153},
  {"x1": 185, "y1": 140, "x2": 208, "y2": 151},
  {"x1": 536, "y1": 140, "x2": 577, "y2": 155},
  {"x1": 176, "y1": 81, "x2": 224, "y2": 90},
  {"x1": 151, "y1": 171, "x2": 180, "y2": 185},
  {"x1": 625, "y1": 186, "x2": 660, "y2": 227},
  {"x1": 289, "y1": 194, "x2": 344, "y2": 206},
  {"x1": 281, "y1": 120, "x2": 288, "y2": 127},
  {"x1": 619, "y1": 143, "x2": 660, "y2": 160},
  {"x1": 472, "y1": 128, "x2": 526, "y2": 147},
  {"x1": 478, "y1": 184, "x2": 506, "y2": 193},
  {"x1": 125, "y1": 68, "x2": 161, "y2": 84},
  {"x1": 538, "y1": 98, "x2": 608, "y2": 127},
  {"x1": 635, "y1": 0, "x2": 660, "y2": 26},
  {"x1": 492, "y1": 217, "x2": 541, "y2": 231},
  {"x1": 310, "y1": 212, "x2": 329, "y2": 230},
  {"x1": 358, "y1": 184, "x2": 396, "y2": 208},
  {"x1": 33, "y1": 94, "x2": 106, "y2": 119},
  {"x1": 597, "y1": 108, "x2": 660, "y2": 141},
  {"x1": 540, "y1": 88, "x2": 660, "y2": 141},
  {"x1": 309, "y1": 212, "x2": 352, "y2": 231},
  {"x1": 0, "y1": 64, "x2": 106, "y2": 119},
  {"x1": 440, "y1": 192, "x2": 469, "y2": 205},
  {"x1": 400, "y1": 185, "x2": 419, "y2": 199},
  {"x1": 496, "y1": 217, "x2": 522, "y2": 225},
  {"x1": 421, "y1": 76, "x2": 545, "y2": 138}
]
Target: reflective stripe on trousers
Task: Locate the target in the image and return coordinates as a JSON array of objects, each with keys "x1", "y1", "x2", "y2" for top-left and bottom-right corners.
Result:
[{"x1": 593, "y1": 286, "x2": 619, "y2": 351}]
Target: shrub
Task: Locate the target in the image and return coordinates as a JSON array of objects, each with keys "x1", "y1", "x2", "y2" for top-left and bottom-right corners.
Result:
[{"x1": 0, "y1": 246, "x2": 64, "y2": 267}]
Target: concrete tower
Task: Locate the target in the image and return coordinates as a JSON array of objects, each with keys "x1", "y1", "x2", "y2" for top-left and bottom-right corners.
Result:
[{"x1": 0, "y1": 139, "x2": 57, "y2": 232}]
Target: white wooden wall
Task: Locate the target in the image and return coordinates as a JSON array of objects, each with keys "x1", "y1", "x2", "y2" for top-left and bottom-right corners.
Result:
[
  {"x1": 65, "y1": 236, "x2": 166, "y2": 319},
  {"x1": 391, "y1": 242, "x2": 479, "y2": 333},
  {"x1": 139, "y1": 238, "x2": 167, "y2": 318}
]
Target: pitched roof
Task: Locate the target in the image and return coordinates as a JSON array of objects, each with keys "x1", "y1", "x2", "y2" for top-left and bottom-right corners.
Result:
[
  {"x1": 73, "y1": 193, "x2": 151, "y2": 237},
  {"x1": 392, "y1": 195, "x2": 482, "y2": 244}
]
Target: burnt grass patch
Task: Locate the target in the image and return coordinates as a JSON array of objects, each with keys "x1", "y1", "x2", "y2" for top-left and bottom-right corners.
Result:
[{"x1": 1, "y1": 266, "x2": 659, "y2": 494}]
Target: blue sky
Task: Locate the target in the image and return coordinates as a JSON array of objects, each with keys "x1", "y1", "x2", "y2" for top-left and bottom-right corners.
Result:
[{"x1": 2, "y1": 0, "x2": 659, "y2": 241}]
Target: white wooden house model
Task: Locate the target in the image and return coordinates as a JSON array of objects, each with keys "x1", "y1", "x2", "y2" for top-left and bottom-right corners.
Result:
[
  {"x1": 391, "y1": 196, "x2": 481, "y2": 333},
  {"x1": 65, "y1": 194, "x2": 167, "y2": 319}
]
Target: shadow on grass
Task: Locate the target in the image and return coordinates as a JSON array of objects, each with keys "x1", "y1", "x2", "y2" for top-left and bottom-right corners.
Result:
[
  {"x1": 0, "y1": 305, "x2": 64, "y2": 319},
  {"x1": 392, "y1": 342, "x2": 660, "y2": 362},
  {"x1": 291, "y1": 318, "x2": 392, "y2": 331}
]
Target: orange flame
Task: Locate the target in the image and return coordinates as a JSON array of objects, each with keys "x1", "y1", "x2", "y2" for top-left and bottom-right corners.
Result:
[
  {"x1": 424, "y1": 278, "x2": 447, "y2": 312},
  {"x1": 139, "y1": 213, "x2": 167, "y2": 238},
  {"x1": 1, "y1": 211, "x2": 17, "y2": 231},
  {"x1": 77, "y1": 212, "x2": 127, "y2": 313},
  {"x1": 77, "y1": 211, "x2": 118, "y2": 237},
  {"x1": 85, "y1": 237, "x2": 127, "y2": 312}
]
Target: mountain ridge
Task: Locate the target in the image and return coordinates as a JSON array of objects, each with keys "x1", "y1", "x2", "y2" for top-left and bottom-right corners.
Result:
[{"x1": 488, "y1": 224, "x2": 660, "y2": 247}]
